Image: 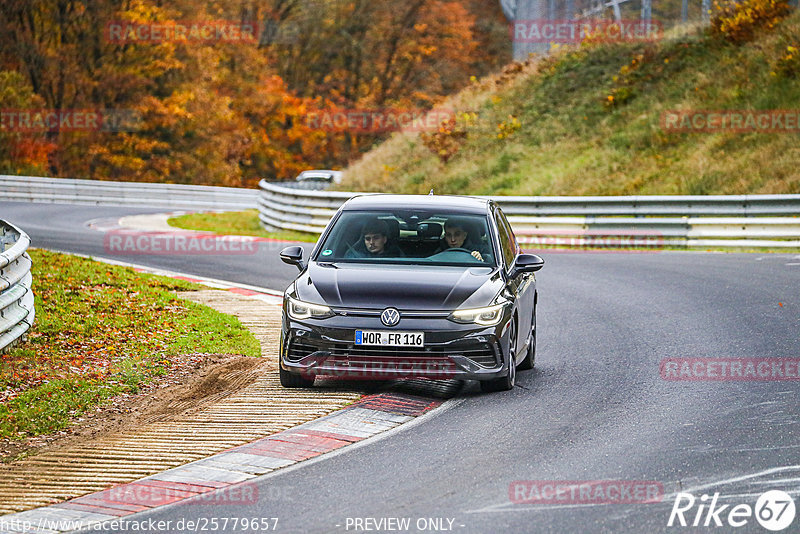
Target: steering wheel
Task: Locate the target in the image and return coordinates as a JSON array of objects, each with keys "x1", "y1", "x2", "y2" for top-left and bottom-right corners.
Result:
[{"x1": 443, "y1": 247, "x2": 485, "y2": 262}]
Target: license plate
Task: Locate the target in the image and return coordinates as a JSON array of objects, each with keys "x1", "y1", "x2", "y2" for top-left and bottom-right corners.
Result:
[{"x1": 355, "y1": 330, "x2": 424, "y2": 347}]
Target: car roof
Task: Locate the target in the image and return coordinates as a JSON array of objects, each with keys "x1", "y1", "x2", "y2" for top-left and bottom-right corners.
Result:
[
  {"x1": 298, "y1": 170, "x2": 339, "y2": 178},
  {"x1": 342, "y1": 194, "x2": 491, "y2": 214}
]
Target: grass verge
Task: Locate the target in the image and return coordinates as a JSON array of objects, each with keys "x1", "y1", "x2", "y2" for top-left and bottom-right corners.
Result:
[
  {"x1": 0, "y1": 249, "x2": 260, "y2": 441},
  {"x1": 168, "y1": 210, "x2": 319, "y2": 243}
]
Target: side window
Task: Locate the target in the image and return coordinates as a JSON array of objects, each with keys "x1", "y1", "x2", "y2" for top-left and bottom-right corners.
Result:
[
  {"x1": 501, "y1": 210, "x2": 521, "y2": 258},
  {"x1": 494, "y1": 209, "x2": 516, "y2": 269}
]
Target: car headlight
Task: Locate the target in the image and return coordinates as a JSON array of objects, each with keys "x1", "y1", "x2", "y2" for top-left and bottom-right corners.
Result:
[
  {"x1": 286, "y1": 297, "x2": 333, "y2": 320},
  {"x1": 449, "y1": 300, "x2": 508, "y2": 326}
]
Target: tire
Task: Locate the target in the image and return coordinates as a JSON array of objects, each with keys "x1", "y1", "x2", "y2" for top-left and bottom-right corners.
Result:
[
  {"x1": 280, "y1": 367, "x2": 315, "y2": 388},
  {"x1": 517, "y1": 311, "x2": 536, "y2": 371},
  {"x1": 480, "y1": 319, "x2": 516, "y2": 392}
]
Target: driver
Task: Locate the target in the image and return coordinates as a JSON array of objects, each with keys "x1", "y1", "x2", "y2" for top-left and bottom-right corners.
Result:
[
  {"x1": 345, "y1": 218, "x2": 403, "y2": 258},
  {"x1": 437, "y1": 218, "x2": 491, "y2": 262}
]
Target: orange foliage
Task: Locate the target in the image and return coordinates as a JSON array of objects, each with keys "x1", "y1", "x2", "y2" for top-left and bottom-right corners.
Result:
[
  {"x1": 711, "y1": 0, "x2": 793, "y2": 44},
  {"x1": 0, "y1": 0, "x2": 506, "y2": 184}
]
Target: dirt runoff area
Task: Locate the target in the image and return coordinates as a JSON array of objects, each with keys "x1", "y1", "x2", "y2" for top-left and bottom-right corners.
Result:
[{"x1": 0, "y1": 352, "x2": 266, "y2": 462}]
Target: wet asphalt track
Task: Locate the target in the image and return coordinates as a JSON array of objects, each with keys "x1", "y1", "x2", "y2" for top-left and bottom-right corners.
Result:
[{"x1": 2, "y1": 202, "x2": 799, "y2": 533}]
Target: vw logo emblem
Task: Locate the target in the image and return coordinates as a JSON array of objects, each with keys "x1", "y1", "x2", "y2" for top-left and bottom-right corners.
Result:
[{"x1": 380, "y1": 308, "x2": 400, "y2": 327}]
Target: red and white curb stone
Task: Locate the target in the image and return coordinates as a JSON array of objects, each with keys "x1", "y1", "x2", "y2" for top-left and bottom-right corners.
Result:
[
  {"x1": 0, "y1": 393, "x2": 443, "y2": 533},
  {"x1": 127, "y1": 263, "x2": 285, "y2": 303},
  {"x1": 81, "y1": 211, "x2": 301, "y2": 303}
]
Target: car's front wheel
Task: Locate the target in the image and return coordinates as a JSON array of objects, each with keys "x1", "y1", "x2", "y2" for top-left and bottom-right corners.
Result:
[
  {"x1": 279, "y1": 367, "x2": 315, "y2": 388},
  {"x1": 480, "y1": 319, "x2": 516, "y2": 393}
]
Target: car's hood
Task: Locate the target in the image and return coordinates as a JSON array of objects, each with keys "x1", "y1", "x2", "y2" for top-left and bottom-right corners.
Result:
[{"x1": 293, "y1": 262, "x2": 504, "y2": 310}]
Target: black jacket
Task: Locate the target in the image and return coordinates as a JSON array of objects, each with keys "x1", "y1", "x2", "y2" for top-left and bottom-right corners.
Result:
[{"x1": 344, "y1": 239, "x2": 404, "y2": 258}]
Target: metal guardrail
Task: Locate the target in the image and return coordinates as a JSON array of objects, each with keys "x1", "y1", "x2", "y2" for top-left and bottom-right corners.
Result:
[
  {"x1": 258, "y1": 180, "x2": 354, "y2": 234},
  {"x1": 2, "y1": 175, "x2": 797, "y2": 248},
  {"x1": 0, "y1": 220, "x2": 34, "y2": 352},
  {"x1": 258, "y1": 180, "x2": 800, "y2": 248},
  {"x1": 0, "y1": 175, "x2": 257, "y2": 211}
]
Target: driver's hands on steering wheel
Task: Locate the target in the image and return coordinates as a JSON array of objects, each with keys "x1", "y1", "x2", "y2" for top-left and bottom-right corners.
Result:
[{"x1": 445, "y1": 247, "x2": 484, "y2": 262}]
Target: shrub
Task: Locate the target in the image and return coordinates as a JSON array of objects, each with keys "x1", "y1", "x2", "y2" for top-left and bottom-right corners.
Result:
[
  {"x1": 496, "y1": 115, "x2": 521, "y2": 139},
  {"x1": 773, "y1": 44, "x2": 800, "y2": 77},
  {"x1": 710, "y1": 0, "x2": 793, "y2": 44},
  {"x1": 604, "y1": 53, "x2": 648, "y2": 110},
  {"x1": 420, "y1": 112, "x2": 477, "y2": 163}
]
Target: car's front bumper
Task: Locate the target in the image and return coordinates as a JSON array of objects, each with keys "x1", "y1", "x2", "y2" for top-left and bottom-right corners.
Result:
[{"x1": 280, "y1": 313, "x2": 512, "y2": 381}]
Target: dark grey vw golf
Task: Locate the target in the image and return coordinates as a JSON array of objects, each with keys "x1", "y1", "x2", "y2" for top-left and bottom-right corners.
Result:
[{"x1": 278, "y1": 194, "x2": 543, "y2": 392}]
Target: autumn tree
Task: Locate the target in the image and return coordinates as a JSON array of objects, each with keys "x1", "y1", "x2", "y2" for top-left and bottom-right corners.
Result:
[
  {"x1": 0, "y1": 0, "x2": 508, "y2": 183},
  {"x1": 0, "y1": 71, "x2": 55, "y2": 174}
]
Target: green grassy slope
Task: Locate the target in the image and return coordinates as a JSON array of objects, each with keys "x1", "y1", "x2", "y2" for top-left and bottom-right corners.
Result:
[{"x1": 341, "y1": 10, "x2": 800, "y2": 196}]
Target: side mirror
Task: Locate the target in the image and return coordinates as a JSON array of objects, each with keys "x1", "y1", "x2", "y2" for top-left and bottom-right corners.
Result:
[
  {"x1": 280, "y1": 246, "x2": 305, "y2": 271},
  {"x1": 510, "y1": 254, "x2": 544, "y2": 277}
]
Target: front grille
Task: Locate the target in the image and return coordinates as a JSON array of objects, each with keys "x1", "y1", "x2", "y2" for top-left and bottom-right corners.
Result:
[{"x1": 286, "y1": 338, "x2": 497, "y2": 368}]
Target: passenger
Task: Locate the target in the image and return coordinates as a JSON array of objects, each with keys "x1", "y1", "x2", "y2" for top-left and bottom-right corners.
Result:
[
  {"x1": 345, "y1": 218, "x2": 403, "y2": 258},
  {"x1": 437, "y1": 218, "x2": 492, "y2": 262}
]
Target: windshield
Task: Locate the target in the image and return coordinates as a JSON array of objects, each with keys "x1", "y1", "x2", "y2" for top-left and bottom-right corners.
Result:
[{"x1": 315, "y1": 210, "x2": 496, "y2": 267}]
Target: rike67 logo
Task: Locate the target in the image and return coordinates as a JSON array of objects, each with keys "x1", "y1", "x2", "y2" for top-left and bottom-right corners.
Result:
[{"x1": 668, "y1": 490, "x2": 796, "y2": 531}]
